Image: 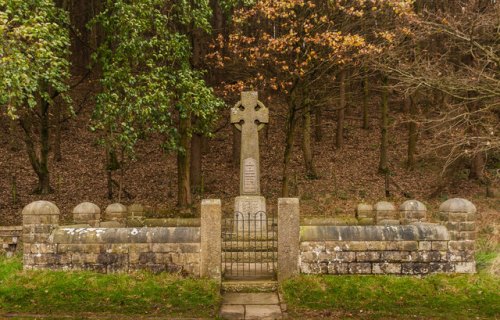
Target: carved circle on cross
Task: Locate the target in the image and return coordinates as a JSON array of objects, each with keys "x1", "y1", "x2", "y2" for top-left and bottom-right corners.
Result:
[{"x1": 232, "y1": 100, "x2": 267, "y2": 131}]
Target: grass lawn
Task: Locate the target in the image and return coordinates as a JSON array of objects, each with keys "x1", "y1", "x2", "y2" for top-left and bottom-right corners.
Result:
[
  {"x1": 0, "y1": 255, "x2": 220, "y2": 319},
  {"x1": 282, "y1": 252, "x2": 500, "y2": 319}
]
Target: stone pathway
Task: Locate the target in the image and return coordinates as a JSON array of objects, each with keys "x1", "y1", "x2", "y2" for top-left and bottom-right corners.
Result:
[{"x1": 219, "y1": 292, "x2": 286, "y2": 319}]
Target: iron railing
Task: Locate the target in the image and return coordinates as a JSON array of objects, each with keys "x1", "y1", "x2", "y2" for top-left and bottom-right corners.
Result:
[{"x1": 222, "y1": 211, "x2": 277, "y2": 280}]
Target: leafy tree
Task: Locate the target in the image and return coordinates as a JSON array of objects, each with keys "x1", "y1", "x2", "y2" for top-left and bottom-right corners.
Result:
[
  {"x1": 381, "y1": 0, "x2": 499, "y2": 184},
  {"x1": 91, "y1": 0, "x2": 223, "y2": 207},
  {"x1": 0, "y1": 0, "x2": 71, "y2": 194},
  {"x1": 209, "y1": 0, "x2": 413, "y2": 195}
]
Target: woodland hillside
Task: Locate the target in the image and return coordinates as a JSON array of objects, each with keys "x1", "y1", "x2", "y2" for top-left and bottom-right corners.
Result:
[{"x1": 0, "y1": 0, "x2": 498, "y2": 234}]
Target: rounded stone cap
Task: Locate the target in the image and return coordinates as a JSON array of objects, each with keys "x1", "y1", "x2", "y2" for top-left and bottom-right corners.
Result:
[
  {"x1": 399, "y1": 200, "x2": 426, "y2": 212},
  {"x1": 73, "y1": 202, "x2": 101, "y2": 215},
  {"x1": 22, "y1": 201, "x2": 60, "y2": 216},
  {"x1": 104, "y1": 203, "x2": 128, "y2": 220},
  {"x1": 439, "y1": 198, "x2": 476, "y2": 213},
  {"x1": 128, "y1": 203, "x2": 144, "y2": 217},
  {"x1": 374, "y1": 201, "x2": 396, "y2": 211}
]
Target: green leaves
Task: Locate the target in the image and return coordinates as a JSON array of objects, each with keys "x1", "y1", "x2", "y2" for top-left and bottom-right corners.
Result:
[
  {"x1": 92, "y1": 0, "x2": 223, "y2": 154},
  {"x1": 0, "y1": 0, "x2": 71, "y2": 118}
]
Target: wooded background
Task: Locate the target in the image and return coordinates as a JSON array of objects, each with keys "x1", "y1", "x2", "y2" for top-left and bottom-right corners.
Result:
[{"x1": 0, "y1": 0, "x2": 498, "y2": 224}]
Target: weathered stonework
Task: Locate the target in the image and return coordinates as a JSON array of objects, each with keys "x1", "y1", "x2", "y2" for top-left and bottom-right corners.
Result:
[
  {"x1": 299, "y1": 198, "x2": 476, "y2": 275},
  {"x1": 0, "y1": 226, "x2": 22, "y2": 257},
  {"x1": 22, "y1": 201, "x2": 202, "y2": 275},
  {"x1": 73, "y1": 202, "x2": 101, "y2": 227}
]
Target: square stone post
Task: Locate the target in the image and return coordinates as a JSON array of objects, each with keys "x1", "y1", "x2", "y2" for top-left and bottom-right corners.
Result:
[
  {"x1": 278, "y1": 198, "x2": 300, "y2": 282},
  {"x1": 200, "y1": 199, "x2": 222, "y2": 280}
]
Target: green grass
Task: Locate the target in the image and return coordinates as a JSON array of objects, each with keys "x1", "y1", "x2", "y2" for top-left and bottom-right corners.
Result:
[
  {"x1": 282, "y1": 255, "x2": 500, "y2": 319},
  {"x1": 0, "y1": 255, "x2": 220, "y2": 318}
]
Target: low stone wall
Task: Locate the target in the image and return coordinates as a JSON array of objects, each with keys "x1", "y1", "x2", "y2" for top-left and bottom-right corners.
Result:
[
  {"x1": 22, "y1": 200, "x2": 221, "y2": 278},
  {"x1": 0, "y1": 226, "x2": 22, "y2": 257},
  {"x1": 299, "y1": 198, "x2": 476, "y2": 275}
]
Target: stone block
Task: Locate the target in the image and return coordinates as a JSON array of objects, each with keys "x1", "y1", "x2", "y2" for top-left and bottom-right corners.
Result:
[
  {"x1": 431, "y1": 241, "x2": 448, "y2": 251},
  {"x1": 372, "y1": 262, "x2": 402, "y2": 274},
  {"x1": 348, "y1": 262, "x2": 372, "y2": 274},
  {"x1": 411, "y1": 251, "x2": 441, "y2": 262},
  {"x1": 448, "y1": 231, "x2": 476, "y2": 241},
  {"x1": 358, "y1": 218, "x2": 374, "y2": 225},
  {"x1": 73, "y1": 202, "x2": 101, "y2": 225},
  {"x1": 454, "y1": 262, "x2": 476, "y2": 273},
  {"x1": 104, "y1": 203, "x2": 128, "y2": 222},
  {"x1": 200, "y1": 199, "x2": 221, "y2": 280},
  {"x1": 356, "y1": 251, "x2": 380, "y2": 262},
  {"x1": 400, "y1": 200, "x2": 427, "y2": 223},
  {"x1": 418, "y1": 241, "x2": 432, "y2": 251},
  {"x1": 459, "y1": 222, "x2": 475, "y2": 231},
  {"x1": 278, "y1": 198, "x2": 300, "y2": 282},
  {"x1": 377, "y1": 219, "x2": 400, "y2": 226},
  {"x1": 397, "y1": 241, "x2": 418, "y2": 251},
  {"x1": 381, "y1": 251, "x2": 411, "y2": 262},
  {"x1": 448, "y1": 240, "x2": 475, "y2": 251},
  {"x1": 374, "y1": 201, "x2": 397, "y2": 222},
  {"x1": 356, "y1": 203, "x2": 374, "y2": 219},
  {"x1": 327, "y1": 262, "x2": 349, "y2": 274},
  {"x1": 300, "y1": 225, "x2": 450, "y2": 242},
  {"x1": 318, "y1": 251, "x2": 356, "y2": 263}
]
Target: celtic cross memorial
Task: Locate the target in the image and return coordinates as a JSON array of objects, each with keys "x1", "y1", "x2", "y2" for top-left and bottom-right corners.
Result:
[{"x1": 231, "y1": 91, "x2": 269, "y2": 231}]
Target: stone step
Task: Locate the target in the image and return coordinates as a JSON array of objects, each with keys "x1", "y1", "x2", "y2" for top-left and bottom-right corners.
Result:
[
  {"x1": 221, "y1": 231, "x2": 277, "y2": 241},
  {"x1": 223, "y1": 262, "x2": 277, "y2": 280},
  {"x1": 219, "y1": 292, "x2": 284, "y2": 319},
  {"x1": 222, "y1": 280, "x2": 278, "y2": 293},
  {"x1": 222, "y1": 241, "x2": 277, "y2": 251},
  {"x1": 223, "y1": 251, "x2": 276, "y2": 263}
]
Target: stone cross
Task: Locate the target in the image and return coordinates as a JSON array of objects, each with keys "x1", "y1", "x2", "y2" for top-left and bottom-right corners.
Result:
[{"x1": 231, "y1": 91, "x2": 269, "y2": 196}]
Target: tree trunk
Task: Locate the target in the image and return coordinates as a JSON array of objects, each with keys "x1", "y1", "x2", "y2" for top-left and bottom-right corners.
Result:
[
  {"x1": 362, "y1": 73, "x2": 370, "y2": 130},
  {"x1": 314, "y1": 106, "x2": 323, "y2": 142},
  {"x1": 469, "y1": 152, "x2": 485, "y2": 181},
  {"x1": 302, "y1": 103, "x2": 317, "y2": 179},
  {"x1": 407, "y1": 96, "x2": 418, "y2": 169},
  {"x1": 177, "y1": 115, "x2": 192, "y2": 208},
  {"x1": 281, "y1": 100, "x2": 298, "y2": 197},
  {"x1": 336, "y1": 69, "x2": 346, "y2": 149},
  {"x1": 190, "y1": 133, "x2": 202, "y2": 193},
  {"x1": 378, "y1": 76, "x2": 389, "y2": 174},
  {"x1": 232, "y1": 125, "x2": 241, "y2": 167},
  {"x1": 19, "y1": 100, "x2": 53, "y2": 194},
  {"x1": 53, "y1": 98, "x2": 62, "y2": 161},
  {"x1": 38, "y1": 100, "x2": 52, "y2": 194}
]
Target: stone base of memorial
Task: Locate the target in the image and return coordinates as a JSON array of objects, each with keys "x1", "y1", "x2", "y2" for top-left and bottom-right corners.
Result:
[{"x1": 234, "y1": 196, "x2": 267, "y2": 232}]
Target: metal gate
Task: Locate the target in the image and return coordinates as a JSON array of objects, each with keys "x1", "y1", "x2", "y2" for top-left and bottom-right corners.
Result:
[{"x1": 222, "y1": 211, "x2": 277, "y2": 280}]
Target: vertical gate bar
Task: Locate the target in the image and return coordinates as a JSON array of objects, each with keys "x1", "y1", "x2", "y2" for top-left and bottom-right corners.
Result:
[{"x1": 254, "y1": 213, "x2": 257, "y2": 277}]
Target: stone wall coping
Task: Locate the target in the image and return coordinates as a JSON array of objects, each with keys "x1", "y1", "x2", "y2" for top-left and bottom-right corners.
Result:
[
  {"x1": 300, "y1": 225, "x2": 450, "y2": 241},
  {"x1": 52, "y1": 226, "x2": 200, "y2": 244},
  {"x1": 0, "y1": 226, "x2": 23, "y2": 232},
  {"x1": 301, "y1": 217, "x2": 358, "y2": 226},
  {"x1": 400, "y1": 200, "x2": 427, "y2": 212},
  {"x1": 22, "y1": 200, "x2": 59, "y2": 216},
  {"x1": 73, "y1": 202, "x2": 101, "y2": 214},
  {"x1": 143, "y1": 218, "x2": 201, "y2": 227},
  {"x1": 439, "y1": 198, "x2": 477, "y2": 213}
]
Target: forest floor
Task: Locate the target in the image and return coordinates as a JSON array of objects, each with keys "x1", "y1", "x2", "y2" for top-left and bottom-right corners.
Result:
[{"x1": 0, "y1": 80, "x2": 498, "y2": 245}]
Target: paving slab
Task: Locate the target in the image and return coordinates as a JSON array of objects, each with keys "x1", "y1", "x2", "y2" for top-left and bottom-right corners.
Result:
[
  {"x1": 220, "y1": 304, "x2": 245, "y2": 319},
  {"x1": 223, "y1": 292, "x2": 280, "y2": 305},
  {"x1": 245, "y1": 305, "x2": 283, "y2": 319}
]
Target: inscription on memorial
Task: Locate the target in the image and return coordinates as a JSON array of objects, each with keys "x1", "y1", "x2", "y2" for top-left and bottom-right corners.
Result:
[{"x1": 243, "y1": 158, "x2": 257, "y2": 194}]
